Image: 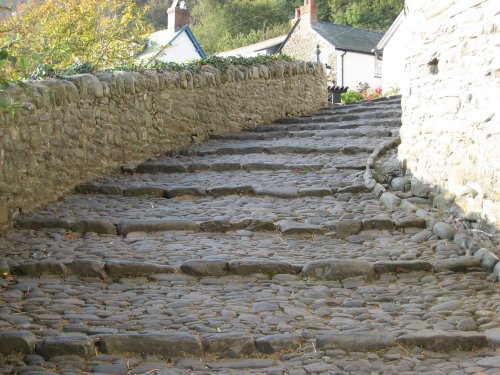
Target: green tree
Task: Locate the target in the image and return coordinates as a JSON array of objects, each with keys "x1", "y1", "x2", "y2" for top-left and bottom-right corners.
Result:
[
  {"x1": 134, "y1": 0, "x2": 174, "y2": 30},
  {"x1": 190, "y1": 0, "x2": 297, "y2": 54},
  {"x1": 329, "y1": 0, "x2": 403, "y2": 31},
  {"x1": 0, "y1": 0, "x2": 151, "y2": 78}
]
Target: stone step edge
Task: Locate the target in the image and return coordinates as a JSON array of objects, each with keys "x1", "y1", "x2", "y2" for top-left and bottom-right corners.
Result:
[
  {"x1": 275, "y1": 111, "x2": 402, "y2": 125},
  {"x1": 74, "y1": 183, "x2": 370, "y2": 198},
  {"x1": 16, "y1": 213, "x2": 421, "y2": 237},
  {"x1": 210, "y1": 129, "x2": 394, "y2": 141},
  {"x1": 251, "y1": 119, "x2": 402, "y2": 133},
  {"x1": 0, "y1": 329, "x2": 494, "y2": 360},
  {"x1": 165, "y1": 144, "x2": 378, "y2": 157},
  {"x1": 5, "y1": 257, "x2": 489, "y2": 282},
  {"x1": 362, "y1": 137, "x2": 500, "y2": 282},
  {"x1": 318, "y1": 103, "x2": 402, "y2": 116},
  {"x1": 125, "y1": 162, "x2": 331, "y2": 174}
]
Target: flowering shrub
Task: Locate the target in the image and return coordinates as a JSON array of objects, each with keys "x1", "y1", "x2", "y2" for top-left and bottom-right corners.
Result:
[
  {"x1": 342, "y1": 83, "x2": 384, "y2": 104},
  {"x1": 354, "y1": 82, "x2": 383, "y2": 100},
  {"x1": 361, "y1": 86, "x2": 383, "y2": 100}
]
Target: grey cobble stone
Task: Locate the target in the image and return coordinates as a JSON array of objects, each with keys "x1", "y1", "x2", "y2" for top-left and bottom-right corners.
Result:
[
  {"x1": 0, "y1": 331, "x2": 37, "y2": 354},
  {"x1": 35, "y1": 334, "x2": 95, "y2": 359}
]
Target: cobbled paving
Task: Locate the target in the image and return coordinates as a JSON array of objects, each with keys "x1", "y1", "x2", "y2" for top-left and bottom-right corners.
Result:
[{"x1": 0, "y1": 97, "x2": 499, "y2": 374}]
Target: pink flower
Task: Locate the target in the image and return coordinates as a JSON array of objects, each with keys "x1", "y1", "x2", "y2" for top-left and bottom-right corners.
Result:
[{"x1": 375, "y1": 88, "x2": 382, "y2": 94}]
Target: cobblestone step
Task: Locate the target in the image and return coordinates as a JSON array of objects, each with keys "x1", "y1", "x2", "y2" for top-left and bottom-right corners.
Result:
[
  {"x1": 123, "y1": 152, "x2": 370, "y2": 174},
  {"x1": 74, "y1": 183, "x2": 342, "y2": 198},
  {"x1": 16, "y1": 193, "x2": 402, "y2": 234},
  {"x1": 2, "y1": 96, "x2": 499, "y2": 374},
  {"x1": 276, "y1": 110, "x2": 401, "y2": 125},
  {"x1": 8, "y1": 256, "x2": 481, "y2": 280},
  {"x1": 1, "y1": 227, "x2": 445, "y2": 268},
  {"x1": 175, "y1": 138, "x2": 389, "y2": 156},
  {"x1": 315, "y1": 103, "x2": 401, "y2": 116},
  {"x1": 212, "y1": 128, "x2": 394, "y2": 141},
  {"x1": 0, "y1": 270, "x2": 498, "y2": 362},
  {"x1": 132, "y1": 161, "x2": 363, "y2": 174},
  {"x1": 252, "y1": 118, "x2": 401, "y2": 132}
]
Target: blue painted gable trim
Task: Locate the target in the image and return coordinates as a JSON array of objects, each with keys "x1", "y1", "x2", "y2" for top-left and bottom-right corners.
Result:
[{"x1": 170, "y1": 26, "x2": 206, "y2": 59}]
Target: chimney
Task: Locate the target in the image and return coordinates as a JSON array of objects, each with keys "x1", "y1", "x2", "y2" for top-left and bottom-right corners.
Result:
[
  {"x1": 291, "y1": 0, "x2": 318, "y2": 27},
  {"x1": 168, "y1": 0, "x2": 190, "y2": 31}
]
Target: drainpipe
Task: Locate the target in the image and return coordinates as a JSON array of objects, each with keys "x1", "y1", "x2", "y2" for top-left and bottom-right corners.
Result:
[{"x1": 340, "y1": 50, "x2": 347, "y2": 86}]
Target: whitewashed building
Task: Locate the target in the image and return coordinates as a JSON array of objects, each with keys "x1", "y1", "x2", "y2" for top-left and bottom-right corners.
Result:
[
  {"x1": 137, "y1": 0, "x2": 205, "y2": 64},
  {"x1": 375, "y1": 10, "x2": 409, "y2": 92}
]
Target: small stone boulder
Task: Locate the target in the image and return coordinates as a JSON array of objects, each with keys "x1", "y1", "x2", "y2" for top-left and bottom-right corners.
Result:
[
  {"x1": 433, "y1": 222, "x2": 456, "y2": 240},
  {"x1": 473, "y1": 248, "x2": 499, "y2": 272},
  {"x1": 391, "y1": 177, "x2": 411, "y2": 192}
]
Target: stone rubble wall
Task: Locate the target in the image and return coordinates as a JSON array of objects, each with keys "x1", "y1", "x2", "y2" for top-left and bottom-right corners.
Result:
[
  {"x1": 0, "y1": 61, "x2": 327, "y2": 228},
  {"x1": 399, "y1": 0, "x2": 499, "y2": 228}
]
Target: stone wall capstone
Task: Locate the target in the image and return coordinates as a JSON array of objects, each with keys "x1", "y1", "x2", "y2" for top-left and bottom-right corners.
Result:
[
  {"x1": 399, "y1": 0, "x2": 499, "y2": 228},
  {"x1": 0, "y1": 61, "x2": 327, "y2": 229}
]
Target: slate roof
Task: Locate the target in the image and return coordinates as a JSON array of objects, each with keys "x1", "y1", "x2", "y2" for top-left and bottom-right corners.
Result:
[
  {"x1": 312, "y1": 21, "x2": 384, "y2": 54},
  {"x1": 217, "y1": 35, "x2": 287, "y2": 57}
]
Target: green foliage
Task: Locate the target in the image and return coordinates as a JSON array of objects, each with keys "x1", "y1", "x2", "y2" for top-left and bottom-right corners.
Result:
[
  {"x1": 24, "y1": 54, "x2": 295, "y2": 79},
  {"x1": 329, "y1": 0, "x2": 404, "y2": 31},
  {"x1": 134, "y1": 0, "x2": 169, "y2": 29},
  {"x1": 111, "y1": 54, "x2": 295, "y2": 74},
  {"x1": 0, "y1": 0, "x2": 151, "y2": 80},
  {"x1": 0, "y1": 46, "x2": 31, "y2": 114},
  {"x1": 189, "y1": 0, "x2": 288, "y2": 55},
  {"x1": 341, "y1": 90, "x2": 364, "y2": 104}
]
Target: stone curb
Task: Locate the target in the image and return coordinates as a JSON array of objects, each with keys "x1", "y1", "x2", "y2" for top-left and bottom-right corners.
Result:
[
  {"x1": 7, "y1": 256, "x2": 484, "y2": 281},
  {"x1": 364, "y1": 134, "x2": 500, "y2": 282},
  {"x1": 276, "y1": 109, "x2": 402, "y2": 125},
  {"x1": 16, "y1": 215, "x2": 427, "y2": 236},
  {"x1": 0, "y1": 328, "x2": 492, "y2": 360}
]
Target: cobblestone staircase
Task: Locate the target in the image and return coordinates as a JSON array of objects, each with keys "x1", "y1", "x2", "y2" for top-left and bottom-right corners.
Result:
[{"x1": 0, "y1": 96, "x2": 499, "y2": 374}]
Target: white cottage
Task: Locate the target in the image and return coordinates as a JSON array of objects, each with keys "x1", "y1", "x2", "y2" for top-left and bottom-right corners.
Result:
[
  {"x1": 375, "y1": 10, "x2": 409, "y2": 92},
  {"x1": 137, "y1": 0, "x2": 205, "y2": 64}
]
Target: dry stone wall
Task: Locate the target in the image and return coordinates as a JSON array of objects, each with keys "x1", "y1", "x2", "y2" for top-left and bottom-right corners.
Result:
[
  {"x1": 0, "y1": 61, "x2": 326, "y2": 228},
  {"x1": 399, "y1": 0, "x2": 499, "y2": 228}
]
